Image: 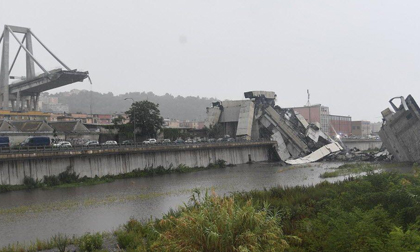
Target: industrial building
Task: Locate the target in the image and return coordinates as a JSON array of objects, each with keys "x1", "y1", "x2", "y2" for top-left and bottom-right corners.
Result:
[
  {"x1": 351, "y1": 121, "x2": 372, "y2": 137},
  {"x1": 291, "y1": 105, "x2": 351, "y2": 137}
]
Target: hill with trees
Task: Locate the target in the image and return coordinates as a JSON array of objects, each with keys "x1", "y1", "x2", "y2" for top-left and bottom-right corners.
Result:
[{"x1": 45, "y1": 90, "x2": 217, "y2": 121}]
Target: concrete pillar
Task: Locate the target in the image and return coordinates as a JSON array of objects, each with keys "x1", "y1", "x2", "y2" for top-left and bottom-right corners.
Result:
[
  {"x1": 25, "y1": 32, "x2": 35, "y2": 79},
  {"x1": 28, "y1": 97, "x2": 32, "y2": 111},
  {"x1": 0, "y1": 27, "x2": 10, "y2": 110},
  {"x1": 34, "y1": 93, "x2": 39, "y2": 111},
  {"x1": 16, "y1": 91, "x2": 21, "y2": 111}
]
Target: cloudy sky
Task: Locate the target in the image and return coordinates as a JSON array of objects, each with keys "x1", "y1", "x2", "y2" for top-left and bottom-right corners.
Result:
[{"x1": 1, "y1": 0, "x2": 420, "y2": 122}]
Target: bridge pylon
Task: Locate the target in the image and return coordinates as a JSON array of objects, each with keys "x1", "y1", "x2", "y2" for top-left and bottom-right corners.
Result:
[{"x1": 0, "y1": 25, "x2": 89, "y2": 112}]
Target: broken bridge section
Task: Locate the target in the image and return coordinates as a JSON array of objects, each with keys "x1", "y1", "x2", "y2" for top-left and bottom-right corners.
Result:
[
  {"x1": 379, "y1": 95, "x2": 420, "y2": 162},
  {"x1": 0, "y1": 25, "x2": 89, "y2": 111},
  {"x1": 204, "y1": 91, "x2": 343, "y2": 164}
]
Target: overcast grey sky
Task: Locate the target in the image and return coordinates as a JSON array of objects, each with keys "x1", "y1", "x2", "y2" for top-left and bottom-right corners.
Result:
[{"x1": 1, "y1": 0, "x2": 420, "y2": 122}]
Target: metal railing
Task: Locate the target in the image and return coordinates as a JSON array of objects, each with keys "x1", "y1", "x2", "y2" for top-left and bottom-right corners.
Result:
[{"x1": 0, "y1": 139, "x2": 275, "y2": 155}]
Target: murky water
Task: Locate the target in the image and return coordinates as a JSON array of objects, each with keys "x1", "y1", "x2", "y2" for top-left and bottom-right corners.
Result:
[{"x1": 0, "y1": 161, "x2": 411, "y2": 247}]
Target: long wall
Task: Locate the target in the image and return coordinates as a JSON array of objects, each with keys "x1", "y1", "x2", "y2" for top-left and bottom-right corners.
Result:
[
  {"x1": 0, "y1": 142, "x2": 274, "y2": 185},
  {"x1": 341, "y1": 139, "x2": 382, "y2": 151}
]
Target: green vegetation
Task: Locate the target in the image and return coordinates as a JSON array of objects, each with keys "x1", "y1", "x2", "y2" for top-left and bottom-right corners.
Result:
[
  {"x1": 114, "y1": 190, "x2": 292, "y2": 251},
  {"x1": 52, "y1": 233, "x2": 68, "y2": 252},
  {"x1": 203, "y1": 123, "x2": 224, "y2": 138},
  {"x1": 78, "y1": 233, "x2": 103, "y2": 252},
  {"x1": 1, "y1": 233, "x2": 104, "y2": 252},
  {"x1": 1, "y1": 236, "x2": 72, "y2": 252},
  {"x1": 320, "y1": 162, "x2": 376, "y2": 178},
  {"x1": 233, "y1": 170, "x2": 420, "y2": 251},
  {"x1": 0, "y1": 160, "x2": 228, "y2": 193},
  {"x1": 125, "y1": 100, "x2": 164, "y2": 139}
]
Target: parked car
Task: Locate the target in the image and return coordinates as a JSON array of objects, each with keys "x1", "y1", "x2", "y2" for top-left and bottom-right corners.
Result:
[
  {"x1": 216, "y1": 138, "x2": 224, "y2": 142},
  {"x1": 174, "y1": 139, "x2": 184, "y2": 144},
  {"x1": 53, "y1": 141, "x2": 72, "y2": 148},
  {"x1": 226, "y1": 138, "x2": 236, "y2": 142},
  {"x1": 143, "y1": 139, "x2": 157, "y2": 144},
  {"x1": 103, "y1": 140, "x2": 118, "y2": 145},
  {"x1": 185, "y1": 138, "x2": 193, "y2": 143},
  {"x1": 207, "y1": 138, "x2": 216, "y2": 143},
  {"x1": 162, "y1": 139, "x2": 171, "y2": 144},
  {"x1": 20, "y1": 137, "x2": 51, "y2": 147},
  {"x1": 85, "y1": 140, "x2": 99, "y2": 146},
  {"x1": 122, "y1": 140, "x2": 134, "y2": 145},
  {"x1": 0, "y1": 136, "x2": 10, "y2": 147}
]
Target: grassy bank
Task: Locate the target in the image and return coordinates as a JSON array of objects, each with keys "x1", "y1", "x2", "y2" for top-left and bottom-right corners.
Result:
[
  {"x1": 319, "y1": 162, "x2": 377, "y2": 178},
  {"x1": 4, "y1": 163, "x2": 420, "y2": 251},
  {"x1": 0, "y1": 159, "x2": 228, "y2": 193},
  {"x1": 110, "y1": 168, "x2": 420, "y2": 251}
]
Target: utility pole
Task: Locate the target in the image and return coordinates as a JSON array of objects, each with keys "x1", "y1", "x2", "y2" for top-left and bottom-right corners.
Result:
[
  {"x1": 125, "y1": 98, "x2": 136, "y2": 144},
  {"x1": 306, "y1": 89, "x2": 311, "y2": 123}
]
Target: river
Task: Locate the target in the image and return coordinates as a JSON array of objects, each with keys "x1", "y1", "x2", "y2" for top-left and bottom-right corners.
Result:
[{"x1": 0, "y1": 161, "x2": 410, "y2": 247}]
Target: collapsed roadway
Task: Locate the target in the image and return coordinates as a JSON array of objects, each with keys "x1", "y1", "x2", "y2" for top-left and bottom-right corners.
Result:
[{"x1": 205, "y1": 91, "x2": 343, "y2": 164}]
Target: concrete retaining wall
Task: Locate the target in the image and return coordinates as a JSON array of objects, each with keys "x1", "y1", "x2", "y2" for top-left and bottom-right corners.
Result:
[
  {"x1": 0, "y1": 142, "x2": 274, "y2": 185},
  {"x1": 341, "y1": 139, "x2": 382, "y2": 151}
]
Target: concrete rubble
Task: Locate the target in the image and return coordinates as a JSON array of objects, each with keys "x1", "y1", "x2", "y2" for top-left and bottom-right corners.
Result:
[
  {"x1": 205, "y1": 91, "x2": 343, "y2": 164},
  {"x1": 378, "y1": 95, "x2": 420, "y2": 163},
  {"x1": 323, "y1": 148, "x2": 393, "y2": 162}
]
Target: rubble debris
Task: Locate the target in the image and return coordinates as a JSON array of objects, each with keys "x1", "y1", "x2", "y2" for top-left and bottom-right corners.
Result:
[
  {"x1": 323, "y1": 148, "x2": 393, "y2": 162},
  {"x1": 378, "y1": 95, "x2": 420, "y2": 162},
  {"x1": 204, "y1": 91, "x2": 343, "y2": 164}
]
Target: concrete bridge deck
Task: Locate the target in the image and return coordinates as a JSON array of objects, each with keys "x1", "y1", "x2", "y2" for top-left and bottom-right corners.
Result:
[{"x1": 9, "y1": 69, "x2": 89, "y2": 95}]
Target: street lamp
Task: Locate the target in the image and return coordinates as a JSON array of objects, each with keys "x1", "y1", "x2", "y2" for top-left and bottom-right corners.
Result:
[{"x1": 124, "y1": 98, "x2": 136, "y2": 144}]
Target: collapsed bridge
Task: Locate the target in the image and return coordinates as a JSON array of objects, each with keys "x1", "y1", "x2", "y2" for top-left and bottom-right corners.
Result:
[
  {"x1": 0, "y1": 25, "x2": 89, "y2": 111},
  {"x1": 205, "y1": 91, "x2": 342, "y2": 164}
]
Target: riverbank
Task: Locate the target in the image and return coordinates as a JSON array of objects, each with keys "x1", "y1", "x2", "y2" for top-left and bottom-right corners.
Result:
[
  {"x1": 0, "y1": 159, "x2": 229, "y2": 193},
  {"x1": 2, "y1": 163, "x2": 419, "y2": 251}
]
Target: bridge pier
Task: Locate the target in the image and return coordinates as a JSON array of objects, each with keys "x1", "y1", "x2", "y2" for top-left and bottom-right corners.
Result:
[
  {"x1": 0, "y1": 26, "x2": 10, "y2": 110},
  {"x1": 34, "y1": 93, "x2": 39, "y2": 111},
  {"x1": 26, "y1": 99, "x2": 31, "y2": 111},
  {"x1": 16, "y1": 91, "x2": 21, "y2": 111}
]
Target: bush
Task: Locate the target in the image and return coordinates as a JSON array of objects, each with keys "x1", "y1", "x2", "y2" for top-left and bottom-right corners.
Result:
[
  {"x1": 23, "y1": 176, "x2": 41, "y2": 189},
  {"x1": 43, "y1": 175, "x2": 60, "y2": 186},
  {"x1": 151, "y1": 191, "x2": 291, "y2": 251},
  {"x1": 176, "y1": 164, "x2": 189, "y2": 173},
  {"x1": 58, "y1": 166, "x2": 79, "y2": 184},
  {"x1": 216, "y1": 159, "x2": 226, "y2": 168},
  {"x1": 78, "y1": 233, "x2": 103, "y2": 252},
  {"x1": 52, "y1": 233, "x2": 68, "y2": 252},
  {"x1": 115, "y1": 218, "x2": 158, "y2": 251},
  {"x1": 116, "y1": 231, "x2": 136, "y2": 249}
]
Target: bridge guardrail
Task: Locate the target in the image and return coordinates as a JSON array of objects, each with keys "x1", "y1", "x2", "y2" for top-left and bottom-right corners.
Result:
[{"x1": 0, "y1": 139, "x2": 275, "y2": 155}]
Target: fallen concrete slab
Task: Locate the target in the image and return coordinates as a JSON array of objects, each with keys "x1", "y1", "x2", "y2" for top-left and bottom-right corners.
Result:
[{"x1": 285, "y1": 142, "x2": 343, "y2": 165}]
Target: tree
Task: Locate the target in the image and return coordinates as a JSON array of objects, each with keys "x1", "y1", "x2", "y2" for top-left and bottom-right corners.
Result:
[
  {"x1": 126, "y1": 101, "x2": 164, "y2": 138},
  {"x1": 112, "y1": 115, "x2": 125, "y2": 126},
  {"x1": 203, "y1": 123, "x2": 223, "y2": 138}
]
